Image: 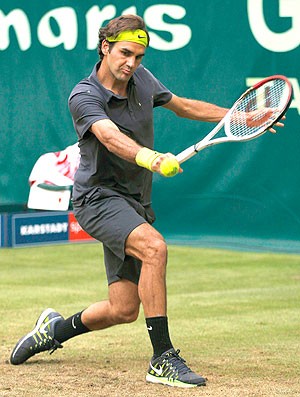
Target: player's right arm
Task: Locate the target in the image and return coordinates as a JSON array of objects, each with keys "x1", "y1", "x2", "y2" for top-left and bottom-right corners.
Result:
[
  {"x1": 69, "y1": 89, "x2": 179, "y2": 175},
  {"x1": 90, "y1": 119, "x2": 142, "y2": 164},
  {"x1": 90, "y1": 119, "x2": 181, "y2": 174}
]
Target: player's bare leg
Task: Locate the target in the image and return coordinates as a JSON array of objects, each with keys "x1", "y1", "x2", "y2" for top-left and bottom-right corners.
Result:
[
  {"x1": 81, "y1": 279, "x2": 140, "y2": 330},
  {"x1": 125, "y1": 223, "x2": 206, "y2": 388},
  {"x1": 125, "y1": 223, "x2": 168, "y2": 318},
  {"x1": 81, "y1": 223, "x2": 167, "y2": 328}
]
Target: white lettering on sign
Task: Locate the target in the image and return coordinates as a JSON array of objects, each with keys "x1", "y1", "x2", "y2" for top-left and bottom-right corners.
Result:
[
  {"x1": 69, "y1": 221, "x2": 83, "y2": 234},
  {"x1": 20, "y1": 222, "x2": 68, "y2": 236},
  {"x1": 144, "y1": 5, "x2": 191, "y2": 51},
  {"x1": 0, "y1": 4, "x2": 191, "y2": 51},
  {"x1": 0, "y1": 9, "x2": 31, "y2": 50},
  {"x1": 247, "y1": 0, "x2": 300, "y2": 52},
  {"x1": 246, "y1": 77, "x2": 300, "y2": 115},
  {"x1": 86, "y1": 5, "x2": 116, "y2": 50},
  {"x1": 37, "y1": 7, "x2": 78, "y2": 50}
]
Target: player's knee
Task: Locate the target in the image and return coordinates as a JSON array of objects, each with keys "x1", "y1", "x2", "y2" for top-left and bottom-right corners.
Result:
[
  {"x1": 144, "y1": 238, "x2": 167, "y2": 264},
  {"x1": 113, "y1": 306, "x2": 139, "y2": 324}
]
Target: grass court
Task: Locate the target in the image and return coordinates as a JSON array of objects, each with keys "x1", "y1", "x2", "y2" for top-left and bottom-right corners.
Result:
[{"x1": 0, "y1": 243, "x2": 299, "y2": 396}]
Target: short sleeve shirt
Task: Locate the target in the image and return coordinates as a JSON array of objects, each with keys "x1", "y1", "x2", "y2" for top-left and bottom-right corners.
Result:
[{"x1": 68, "y1": 62, "x2": 172, "y2": 206}]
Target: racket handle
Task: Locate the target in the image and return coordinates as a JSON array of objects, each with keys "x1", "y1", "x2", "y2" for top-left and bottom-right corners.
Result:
[{"x1": 175, "y1": 145, "x2": 198, "y2": 164}]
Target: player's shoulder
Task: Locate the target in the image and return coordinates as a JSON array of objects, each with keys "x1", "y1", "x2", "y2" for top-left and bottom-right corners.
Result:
[
  {"x1": 135, "y1": 64, "x2": 155, "y2": 78},
  {"x1": 69, "y1": 62, "x2": 103, "y2": 98},
  {"x1": 69, "y1": 78, "x2": 97, "y2": 98},
  {"x1": 133, "y1": 64, "x2": 160, "y2": 87}
]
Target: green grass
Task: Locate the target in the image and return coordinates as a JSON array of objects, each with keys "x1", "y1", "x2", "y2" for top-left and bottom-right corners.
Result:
[{"x1": 1, "y1": 244, "x2": 300, "y2": 396}]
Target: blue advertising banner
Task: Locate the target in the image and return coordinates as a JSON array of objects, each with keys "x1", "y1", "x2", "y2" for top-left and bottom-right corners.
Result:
[
  {"x1": 11, "y1": 212, "x2": 69, "y2": 247},
  {"x1": 0, "y1": 213, "x2": 11, "y2": 248}
]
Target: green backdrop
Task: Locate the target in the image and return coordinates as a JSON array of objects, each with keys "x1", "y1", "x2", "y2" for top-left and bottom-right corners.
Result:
[{"x1": 1, "y1": 1, "x2": 300, "y2": 251}]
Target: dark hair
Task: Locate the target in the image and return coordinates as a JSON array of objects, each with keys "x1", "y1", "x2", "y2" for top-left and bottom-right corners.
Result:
[{"x1": 97, "y1": 14, "x2": 150, "y2": 59}]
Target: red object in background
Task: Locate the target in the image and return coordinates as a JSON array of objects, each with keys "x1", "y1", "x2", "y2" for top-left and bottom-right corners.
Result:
[{"x1": 68, "y1": 212, "x2": 94, "y2": 241}]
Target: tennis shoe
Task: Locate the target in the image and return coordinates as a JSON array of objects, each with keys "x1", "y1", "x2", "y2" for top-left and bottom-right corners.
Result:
[
  {"x1": 10, "y1": 308, "x2": 64, "y2": 365},
  {"x1": 146, "y1": 348, "x2": 206, "y2": 388}
]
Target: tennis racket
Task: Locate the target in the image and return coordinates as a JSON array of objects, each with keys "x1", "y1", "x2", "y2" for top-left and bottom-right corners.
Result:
[{"x1": 175, "y1": 75, "x2": 293, "y2": 164}]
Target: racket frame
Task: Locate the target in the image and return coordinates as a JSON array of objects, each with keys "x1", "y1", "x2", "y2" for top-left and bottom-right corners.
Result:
[{"x1": 176, "y1": 75, "x2": 293, "y2": 164}]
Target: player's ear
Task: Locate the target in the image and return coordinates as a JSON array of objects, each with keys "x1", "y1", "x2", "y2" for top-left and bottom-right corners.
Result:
[{"x1": 102, "y1": 40, "x2": 110, "y2": 56}]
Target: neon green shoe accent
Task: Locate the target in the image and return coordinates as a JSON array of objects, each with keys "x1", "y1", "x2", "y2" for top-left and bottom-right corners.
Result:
[{"x1": 146, "y1": 348, "x2": 206, "y2": 388}]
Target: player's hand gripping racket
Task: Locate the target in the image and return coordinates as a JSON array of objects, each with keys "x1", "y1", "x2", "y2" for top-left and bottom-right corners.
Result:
[{"x1": 176, "y1": 75, "x2": 293, "y2": 164}]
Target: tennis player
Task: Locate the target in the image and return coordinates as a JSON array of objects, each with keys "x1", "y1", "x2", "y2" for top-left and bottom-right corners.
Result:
[{"x1": 10, "y1": 14, "x2": 285, "y2": 388}]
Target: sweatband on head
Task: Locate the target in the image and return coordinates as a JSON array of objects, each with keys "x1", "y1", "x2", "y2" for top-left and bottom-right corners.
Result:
[{"x1": 106, "y1": 29, "x2": 149, "y2": 47}]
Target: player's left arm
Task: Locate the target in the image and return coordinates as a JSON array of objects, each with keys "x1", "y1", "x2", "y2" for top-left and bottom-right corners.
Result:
[
  {"x1": 163, "y1": 94, "x2": 227, "y2": 122},
  {"x1": 164, "y1": 94, "x2": 286, "y2": 132}
]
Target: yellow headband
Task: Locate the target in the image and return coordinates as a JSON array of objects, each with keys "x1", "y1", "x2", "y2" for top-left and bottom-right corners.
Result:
[{"x1": 106, "y1": 29, "x2": 148, "y2": 47}]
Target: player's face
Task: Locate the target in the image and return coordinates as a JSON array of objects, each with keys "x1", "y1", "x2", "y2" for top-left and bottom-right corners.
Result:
[{"x1": 104, "y1": 41, "x2": 145, "y2": 82}]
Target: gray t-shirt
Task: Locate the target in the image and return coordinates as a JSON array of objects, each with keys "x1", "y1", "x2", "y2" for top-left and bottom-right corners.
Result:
[{"x1": 68, "y1": 62, "x2": 172, "y2": 206}]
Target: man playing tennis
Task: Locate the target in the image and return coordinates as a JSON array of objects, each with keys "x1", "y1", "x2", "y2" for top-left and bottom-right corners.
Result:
[{"x1": 10, "y1": 14, "x2": 285, "y2": 388}]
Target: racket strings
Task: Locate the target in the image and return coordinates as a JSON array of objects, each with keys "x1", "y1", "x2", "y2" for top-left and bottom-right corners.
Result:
[{"x1": 228, "y1": 79, "x2": 289, "y2": 138}]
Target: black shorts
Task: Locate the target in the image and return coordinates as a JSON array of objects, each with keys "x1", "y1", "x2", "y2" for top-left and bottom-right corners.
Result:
[{"x1": 72, "y1": 187, "x2": 155, "y2": 285}]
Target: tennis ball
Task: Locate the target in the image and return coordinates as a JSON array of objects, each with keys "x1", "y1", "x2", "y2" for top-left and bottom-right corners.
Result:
[{"x1": 160, "y1": 157, "x2": 180, "y2": 177}]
